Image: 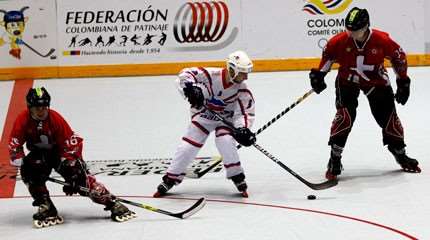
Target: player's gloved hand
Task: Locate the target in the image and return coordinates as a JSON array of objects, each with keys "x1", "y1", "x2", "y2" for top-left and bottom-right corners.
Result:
[
  {"x1": 395, "y1": 77, "x2": 410, "y2": 105},
  {"x1": 309, "y1": 68, "x2": 327, "y2": 94},
  {"x1": 57, "y1": 159, "x2": 85, "y2": 196},
  {"x1": 183, "y1": 83, "x2": 204, "y2": 108},
  {"x1": 9, "y1": 148, "x2": 25, "y2": 167},
  {"x1": 9, "y1": 158, "x2": 23, "y2": 167},
  {"x1": 232, "y1": 127, "x2": 256, "y2": 147}
]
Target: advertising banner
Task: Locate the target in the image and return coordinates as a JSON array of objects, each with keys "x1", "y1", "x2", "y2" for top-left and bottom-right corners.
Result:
[
  {"x1": 0, "y1": 0, "x2": 429, "y2": 80},
  {"x1": 57, "y1": 0, "x2": 242, "y2": 66},
  {"x1": 242, "y1": 0, "x2": 425, "y2": 58},
  {"x1": 0, "y1": 0, "x2": 57, "y2": 67}
]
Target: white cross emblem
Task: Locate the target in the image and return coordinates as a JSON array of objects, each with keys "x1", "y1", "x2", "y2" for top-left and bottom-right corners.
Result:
[{"x1": 350, "y1": 55, "x2": 374, "y2": 81}]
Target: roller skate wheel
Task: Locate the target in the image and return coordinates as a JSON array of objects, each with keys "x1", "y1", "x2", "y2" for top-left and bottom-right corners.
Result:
[
  {"x1": 42, "y1": 220, "x2": 50, "y2": 227},
  {"x1": 33, "y1": 220, "x2": 44, "y2": 228},
  {"x1": 56, "y1": 216, "x2": 64, "y2": 224},
  {"x1": 48, "y1": 219, "x2": 57, "y2": 225},
  {"x1": 114, "y1": 215, "x2": 125, "y2": 222}
]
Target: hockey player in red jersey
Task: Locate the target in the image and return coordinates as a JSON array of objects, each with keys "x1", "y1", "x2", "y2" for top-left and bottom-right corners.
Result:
[
  {"x1": 309, "y1": 7, "x2": 421, "y2": 180},
  {"x1": 8, "y1": 87, "x2": 136, "y2": 227},
  {"x1": 154, "y1": 50, "x2": 256, "y2": 198}
]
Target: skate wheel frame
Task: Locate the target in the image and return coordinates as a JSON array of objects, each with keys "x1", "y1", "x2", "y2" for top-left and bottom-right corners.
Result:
[
  {"x1": 33, "y1": 216, "x2": 64, "y2": 228},
  {"x1": 113, "y1": 212, "x2": 137, "y2": 222}
]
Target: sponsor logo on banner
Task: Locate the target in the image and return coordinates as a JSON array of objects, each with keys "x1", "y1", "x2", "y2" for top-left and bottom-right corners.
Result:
[
  {"x1": 302, "y1": 0, "x2": 352, "y2": 15},
  {"x1": 62, "y1": 5, "x2": 170, "y2": 57},
  {"x1": 171, "y1": 1, "x2": 237, "y2": 51},
  {"x1": 302, "y1": 0, "x2": 353, "y2": 49},
  {"x1": 0, "y1": 6, "x2": 56, "y2": 60},
  {"x1": 61, "y1": 1, "x2": 237, "y2": 58}
]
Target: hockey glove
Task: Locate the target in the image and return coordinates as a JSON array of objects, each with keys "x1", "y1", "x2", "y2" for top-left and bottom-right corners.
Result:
[
  {"x1": 232, "y1": 127, "x2": 256, "y2": 147},
  {"x1": 395, "y1": 77, "x2": 410, "y2": 105},
  {"x1": 57, "y1": 159, "x2": 86, "y2": 196},
  {"x1": 309, "y1": 68, "x2": 327, "y2": 94},
  {"x1": 183, "y1": 83, "x2": 204, "y2": 109}
]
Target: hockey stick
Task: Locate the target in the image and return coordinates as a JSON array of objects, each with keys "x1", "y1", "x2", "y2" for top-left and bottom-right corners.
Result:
[
  {"x1": 47, "y1": 177, "x2": 206, "y2": 219},
  {"x1": 20, "y1": 39, "x2": 55, "y2": 58},
  {"x1": 203, "y1": 107, "x2": 338, "y2": 190},
  {"x1": 190, "y1": 89, "x2": 315, "y2": 179}
]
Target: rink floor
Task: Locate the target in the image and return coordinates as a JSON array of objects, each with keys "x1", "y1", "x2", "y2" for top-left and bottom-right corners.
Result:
[{"x1": 0, "y1": 67, "x2": 429, "y2": 240}]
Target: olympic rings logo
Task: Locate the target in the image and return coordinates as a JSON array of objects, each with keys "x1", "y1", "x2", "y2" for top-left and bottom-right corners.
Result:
[{"x1": 173, "y1": 1, "x2": 229, "y2": 43}]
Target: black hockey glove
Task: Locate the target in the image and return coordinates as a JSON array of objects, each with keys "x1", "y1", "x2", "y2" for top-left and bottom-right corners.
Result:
[
  {"x1": 183, "y1": 83, "x2": 204, "y2": 109},
  {"x1": 395, "y1": 77, "x2": 410, "y2": 105},
  {"x1": 57, "y1": 159, "x2": 85, "y2": 196},
  {"x1": 309, "y1": 68, "x2": 327, "y2": 94},
  {"x1": 232, "y1": 127, "x2": 256, "y2": 147}
]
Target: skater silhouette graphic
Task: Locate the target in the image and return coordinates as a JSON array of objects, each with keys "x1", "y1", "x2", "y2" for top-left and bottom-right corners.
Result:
[
  {"x1": 158, "y1": 32, "x2": 167, "y2": 46},
  {"x1": 119, "y1": 35, "x2": 128, "y2": 46},
  {"x1": 78, "y1": 37, "x2": 92, "y2": 47},
  {"x1": 143, "y1": 33, "x2": 155, "y2": 46},
  {"x1": 95, "y1": 35, "x2": 104, "y2": 47},
  {"x1": 105, "y1": 35, "x2": 116, "y2": 47},
  {"x1": 130, "y1": 34, "x2": 141, "y2": 45},
  {"x1": 68, "y1": 35, "x2": 78, "y2": 48}
]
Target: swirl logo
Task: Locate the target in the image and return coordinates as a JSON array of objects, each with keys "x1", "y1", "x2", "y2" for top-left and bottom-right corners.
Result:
[
  {"x1": 303, "y1": 0, "x2": 352, "y2": 15},
  {"x1": 173, "y1": 1, "x2": 229, "y2": 43}
]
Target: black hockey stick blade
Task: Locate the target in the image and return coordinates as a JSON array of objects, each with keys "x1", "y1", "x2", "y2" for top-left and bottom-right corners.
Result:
[
  {"x1": 167, "y1": 197, "x2": 206, "y2": 219},
  {"x1": 252, "y1": 143, "x2": 338, "y2": 190},
  {"x1": 115, "y1": 197, "x2": 206, "y2": 219},
  {"x1": 307, "y1": 179, "x2": 338, "y2": 190},
  {"x1": 21, "y1": 40, "x2": 55, "y2": 57},
  {"x1": 47, "y1": 177, "x2": 206, "y2": 219}
]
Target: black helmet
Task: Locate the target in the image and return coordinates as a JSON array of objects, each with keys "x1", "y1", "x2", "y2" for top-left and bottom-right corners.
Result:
[
  {"x1": 345, "y1": 7, "x2": 369, "y2": 31},
  {"x1": 26, "y1": 87, "x2": 51, "y2": 108}
]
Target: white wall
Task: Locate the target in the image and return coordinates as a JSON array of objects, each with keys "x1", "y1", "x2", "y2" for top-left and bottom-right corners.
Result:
[
  {"x1": 425, "y1": 0, "x2": 430, "y2": 53},
  {"x1": 0, "y1": 0, "x2": 428, "y2": 68}
]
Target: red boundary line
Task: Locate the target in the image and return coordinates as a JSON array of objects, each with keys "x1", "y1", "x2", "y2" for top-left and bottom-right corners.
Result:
[
  {"x1": 0, "y1": 79, "x2": 34, "y2": 198},
  {"x1": 10, "y1": 194, "x2": 419, "y2": 239}
]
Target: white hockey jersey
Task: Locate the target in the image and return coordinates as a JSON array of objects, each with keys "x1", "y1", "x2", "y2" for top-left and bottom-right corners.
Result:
[{"x1": 176, "y1": 67, "x2": 255, "y2": 129}]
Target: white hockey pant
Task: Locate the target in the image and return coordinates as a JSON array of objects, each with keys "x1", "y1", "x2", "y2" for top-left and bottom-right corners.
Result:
[{"x1": 166, "y1": 116, "x2": 244, "y2": 183}]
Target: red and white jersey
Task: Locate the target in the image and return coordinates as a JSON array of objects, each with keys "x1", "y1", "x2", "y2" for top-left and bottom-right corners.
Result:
[
  {"x1": 8, "y1": 109, "x2": 83, "y2": 163},
  {"x1": 176, "y1": 67, "x2": 255, "y2": 129},
  {"x1": 318, "y1": 29, "x2": 408, "y2": 87}
]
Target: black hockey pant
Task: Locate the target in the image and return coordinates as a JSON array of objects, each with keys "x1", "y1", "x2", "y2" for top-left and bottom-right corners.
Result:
[{"x1": 328, "y1": 82, "x2": 406, "y2": 149}]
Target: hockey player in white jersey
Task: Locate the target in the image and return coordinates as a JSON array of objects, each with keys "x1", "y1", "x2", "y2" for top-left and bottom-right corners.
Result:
[{"x1": 154, "y1": 50, "x2": 256, "y2": 198}]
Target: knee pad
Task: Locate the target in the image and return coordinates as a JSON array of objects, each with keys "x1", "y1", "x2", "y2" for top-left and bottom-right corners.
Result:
[
  {"x1": 21, "y1": 152, "x2": 51, "y2": 184},
  {"x1": 330, "y1": 108, "x2": 352, "y2": 137},
  {"x1": 384, "y1": 111, "x2": 404, "y2": 139}
]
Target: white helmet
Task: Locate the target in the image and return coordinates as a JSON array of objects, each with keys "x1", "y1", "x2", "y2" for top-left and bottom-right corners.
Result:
[{"x1": 226, "y1": 50, "x2": 253, "y2": 79}]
